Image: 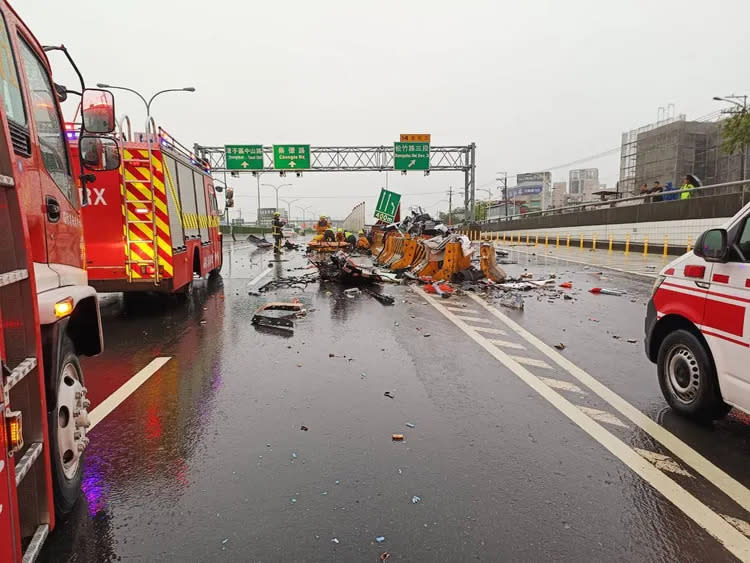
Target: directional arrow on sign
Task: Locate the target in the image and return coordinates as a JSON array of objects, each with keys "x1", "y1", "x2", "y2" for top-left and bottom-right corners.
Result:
[
  {"x1": 289, "y1": 161, "x2": 297, "y2": 168},
  {"x1": 241, "y1": 161, "x2": 249, "y2": 168},
  {"x1": 408, "y1": 159, "x2": 416, "y2": 168}
]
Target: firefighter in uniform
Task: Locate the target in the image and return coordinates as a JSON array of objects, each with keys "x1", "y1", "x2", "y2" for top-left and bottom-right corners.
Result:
[
  {"x1": 345, "y1": 230, "x2": 357, "y2": 246},
  {"x1": 336, "y1": 228, "x2": 345, "y2": 243},
  {"x1": 357, "y1": 230, "x2": 371, "y2": 251},
  {"x1": 272, "y1": 211, "x2": 283, "y2": 253}
]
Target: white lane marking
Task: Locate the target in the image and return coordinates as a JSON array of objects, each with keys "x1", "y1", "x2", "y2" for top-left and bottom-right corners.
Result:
[
  {"x1": 443, "y1": 306, "x2": 480, "y2": 314},
  {"x1": 486, "y1": 338, "x2": 526, "y2": 350},
  {"x1": 467, "y1": 292, "x2": 750, "y2": 514},
  {"x1": 453, "y1": 315, "x2": 492, "y2": 324},
  {"x1": 419, "y1": 291, "x2": 750, "y2": 559},
  {"x1": 472, "y1": 326, "x2": 508, "y2": 336},
  {"x1": 722, "y1": 515, "x2": 750, "y2": 538},
  {"x1": 248, "y1": 267, "x2": 273, "y2": 286},
  {"x1": 88, "y1": 357, "x2": 171, "y2": 430},
  {"x1": 636, "y1": 448, "x2": 694, "y2": 478},
  {"x1": 540, "y1": 377, "x2": 586, "y2": 394},
  {"x1": 579, "y1": 406, "x2": 628, "y2": 428},
  {"x1": 510, "y1": 355, "x2": 552, "y2": 369}
]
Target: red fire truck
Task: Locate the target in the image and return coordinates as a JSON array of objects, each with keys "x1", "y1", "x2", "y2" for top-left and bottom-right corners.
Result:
[
  {"x1": 71, "y1": 124, "x2": 223, "y2": 295},
  {"x1": 0, "y1": 1, "x2": 119, "y2": 560}
]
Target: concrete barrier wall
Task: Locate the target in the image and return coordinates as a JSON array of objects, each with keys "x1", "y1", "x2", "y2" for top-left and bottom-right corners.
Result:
[{"x1": 474, "y1": 192, "x2": 746, "y2": 251}]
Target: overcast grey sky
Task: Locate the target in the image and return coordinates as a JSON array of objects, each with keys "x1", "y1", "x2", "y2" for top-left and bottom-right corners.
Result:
[{"x1": 19, "y1": 0, "x2": 750, "y2": 221}]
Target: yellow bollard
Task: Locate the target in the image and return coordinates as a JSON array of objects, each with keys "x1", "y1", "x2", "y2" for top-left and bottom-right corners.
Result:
[
  {"x1": 503, "y1": 232, "x2": 506, "y2": 244},
  {"x1": 556, "y1": 234, "x2": 560, "y2": 249},
  {"x1": 592, "y1": 234, "x2": 597, "y2": 251},
  {"x1": 608, "y1": 235, "x2": 613, "y2": 253},
  {"x1": 518, "y1": 232, "x2": 522, "y2": 244},
  {"x1": 579, "y1": 234, "x2": 584, "y2": 250},
  {"x1": 625, "y1": 233, "x2": 630, "y2": 255},
  {"x1": 545, "y1": 234, "x2": 549, "y2": 248},
  {"x1": 566, "y1": 233, "x2": 571, "y2": 248},
  {"x1": 534, "y1": 233, "x2": 539, "y2": 247},
  {"x1": 526, "y1": 233, "x2": 530, "y2": 245},
  {"x1": 686, "y1": 235, "x2": 692, "y2": 253},
  {"x1": 643, "y1": 236, "x2": 649, "y2": 256},
  {"x1": 663, "y1": 235, "x2": 668, "y2": 257}
]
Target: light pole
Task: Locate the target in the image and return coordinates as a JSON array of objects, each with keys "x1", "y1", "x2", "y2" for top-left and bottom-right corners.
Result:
[
  {"x1": 713, "y1": 95, "x2": 748, "y2": 181},
  {"x1": 262, "y1": 183, "x2": 292, "y2": 211},
  {"x1": 496, "y1": 171, "x2": 508, "y2": 219},
  {"x1": 296, "y1": 204, "x2": 314, "y2": 232},
  {"x1": 279, "y1": 198, "x2": 301, "y2": 222},
  {"x1": 96, "y1": 83, "x2": 194, "y2": 283},
  {"x1": 477, "y1": 188, "x2": 493, "y2": 221}
]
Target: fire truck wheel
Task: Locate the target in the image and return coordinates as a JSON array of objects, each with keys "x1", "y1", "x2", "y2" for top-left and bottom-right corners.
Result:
[
  {"x1": 657, "y1": 330, "x2": 731, "y2": 421},
  {"x1": 49, "y1": 335, "x2": 88, "y2": 515},
  {"x1": 176, "y1": 280, "x2": 193, "y2": 301}
]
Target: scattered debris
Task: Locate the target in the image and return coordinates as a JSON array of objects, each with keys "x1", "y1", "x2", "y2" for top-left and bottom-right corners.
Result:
[
  {"x1": 311, "y1": 251, "x2": 383, "y2": 284},
  {"x1": 300, "y1": 425, "x2": 309, "y2": 431},
  {"x1": 258, "y1": 274, "x2": 318, "y2": 292},
  {"x1": 411, "y1": 495, "x2": 422, "y2": 504},
  {"x1": 331, "y1": 538, "x2": 340, "y2": 544},
  {"x1": 344, "y1": 287, "x2": 361, "y2": 298},
  {"x1": 247, "y1": 234, "x2": 273, "y2": 249},
  {"x1": 499, "y1": 293, "x2": 524, "y2": 310},
  {"x1": 375, "y1": 536, "x2": 386, "y2": 543},
  {"x1": 392, "y1": 434, "x2": 404, "y2": 441},
  {"x1": 363, "y1": 287, "x2": 395, "y2": 305},
  {"x1": 251, "y1": 301, "x2": 306, "y2": 331},
  {"x1": 554, "y1": 343, "x2": 566, "y2": 350},
  {"x1": 627, "y1": 338, "x2": 638, "y2": 344},
  {"x1": 424, "y1": 282, "x2": 454, "y2": 298},
  {"x1": 384, "y1": 391, "x2": 395, "y2": 399},
  {"x1": 380, "y1": 552, "x2": 391, "y2": 561},
  {"x1": 559, "y1": 282, "x2": 573, "y2": 289},
  {"x1": 405, "y1": 422, "x2": 416, "y2": 428},
  {"x1": 589, "y1": 287, "x2": 624, "y2": 296}
]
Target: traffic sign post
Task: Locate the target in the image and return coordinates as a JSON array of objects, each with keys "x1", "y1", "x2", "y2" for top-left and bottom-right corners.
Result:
[
  {"x1": 374, "y1": 188, "x2": 401, "y2": 223},
  {"x1": 273, "y1": 145, "x2": 311, "y2": 170},
  {"x1": 224, "y1": 144, "x2": 264, "y2": 170},
  {"x1": 394, "y1": 142, "x2": 430, "y2": 171}
]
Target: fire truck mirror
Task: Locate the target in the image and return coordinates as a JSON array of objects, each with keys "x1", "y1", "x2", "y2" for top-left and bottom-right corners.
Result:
[
  {"x1": 79, "y1": 135, "x2": 121, "y2": 172},
  {"x1": 81, "y1": 88, "x2": 116, "y2": 133}
]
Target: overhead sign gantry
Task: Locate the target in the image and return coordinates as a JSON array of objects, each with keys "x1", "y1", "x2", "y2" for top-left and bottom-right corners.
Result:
[{"x1": 194, "y1": 140, "x2": 478, "y2": 217}]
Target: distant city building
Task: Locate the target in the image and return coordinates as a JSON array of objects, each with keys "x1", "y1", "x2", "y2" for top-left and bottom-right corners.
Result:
[
  {"x1": 551, "y1": 182, "x2": 567, "y2": 208},
  {"x1": 569, "y1": 168, "x2": 599, "y2": 201},
  {"x1": 506, "y1": 172, "x2": 552, "y2": 212}
]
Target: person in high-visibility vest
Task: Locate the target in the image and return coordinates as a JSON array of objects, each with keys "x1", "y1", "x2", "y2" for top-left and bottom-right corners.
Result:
[
  {"x1": 272, "y1": 211, "x2": 283, "y2": 253},
  {"x1": 345, "y1": 230, "x2": 357, "y2": 246},
  {"x1": 336, "y1": 228, "x2": 345, "y2": 243},
  {"x1": 680, "y1": 175, "x2": 695, "y2": 200}
]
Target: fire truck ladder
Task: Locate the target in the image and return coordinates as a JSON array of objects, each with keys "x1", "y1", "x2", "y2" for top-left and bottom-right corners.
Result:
[
  {"x1": 1, "y1": 114, "x2": 52, "y2": 561},
  {"x1": 122, "y1": 125, "x2": 161, "y2": 284}
]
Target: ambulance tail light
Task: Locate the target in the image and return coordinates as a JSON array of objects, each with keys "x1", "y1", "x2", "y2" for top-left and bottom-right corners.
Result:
[
  {"x1": 5, "y1": 411, "x2": 23, "y2": 455},
  {"x1": 54, "y1": 297, "x2": 74, "y2": 318}
]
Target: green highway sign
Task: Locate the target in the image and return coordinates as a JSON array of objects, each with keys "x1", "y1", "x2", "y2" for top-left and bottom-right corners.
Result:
[
  {"x1": 273, "y1": 144, "x2": 311, "y2": 170},
  {"x1": 225, "y1": 145, "x2": 264, "y2": 170},
  {"x1": 374, "y1": 188, "x2": 401, "y2": 223},
  {"x1": 393, "y1": 142, "x2": 430, "y2": 171}
]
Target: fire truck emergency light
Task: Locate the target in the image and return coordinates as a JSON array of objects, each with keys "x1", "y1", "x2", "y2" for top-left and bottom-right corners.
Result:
[
  {"x1": 54, "y1": 297, "x2": 74, "y2": 318},
  {"x1": 5, "y1": 411, "x2": 23, "y2": 455}
]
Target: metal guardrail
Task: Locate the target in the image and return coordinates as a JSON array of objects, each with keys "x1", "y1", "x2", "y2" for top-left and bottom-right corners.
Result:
[{"x1": 468, "y1": 179, "x2": 750, "y2": 226}]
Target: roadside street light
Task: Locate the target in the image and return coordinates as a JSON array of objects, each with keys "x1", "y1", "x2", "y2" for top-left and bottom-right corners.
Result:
[
  {"x1": 296, "y1": 204, "x2": 314, "y2": 232},
  {"x1": 262, "y1": 183, "x2": 292, "y2": 211},
  {"x1": 713, "y1": 94, "x2": 749, "y2": 180},
  {"x1": 279, "y1": 197, "x2": 301, "y2": 222}
]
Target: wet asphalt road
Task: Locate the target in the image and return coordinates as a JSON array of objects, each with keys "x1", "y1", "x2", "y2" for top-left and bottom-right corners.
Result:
[{"x1": 40, "y1": 239, "x2": 749, "y2": 562}]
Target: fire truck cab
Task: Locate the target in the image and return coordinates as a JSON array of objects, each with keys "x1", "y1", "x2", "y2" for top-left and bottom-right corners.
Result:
[
  {"x1": 0, "y1": 1, "x2": 119, "y2": 559},
  {"x1": 72, "y1": 125, "x2": 223, "y2": 294},
  {"x1": 645, "y1": 200, "x2": 750, "y2": 421}
]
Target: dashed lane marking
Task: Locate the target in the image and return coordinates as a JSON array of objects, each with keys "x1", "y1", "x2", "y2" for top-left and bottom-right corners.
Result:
[
  {"x1": 89, "y1": 357, "x2": 171, "y2": 430},
  {"x1": 472, "y1": 326, "x2": 508, "y2": 336},
  {"x1": 509, "y1": 355, "x2": 552, "y2": 369},
  {"x1": 466, "y1": 292, "x2": 750, "y2": 514},
  {"x1": 540, "y1": 377, "x2": 586, "y2": 394},
  {"x1": 486, "y1": 338, "x2": 526, "y2": 350},
  {"x1": 418, "y1": 289, "x2": 750, "y2": 560},
  {"x1": 578, "y1": 406, "x2": 628, "y2": 429},
  {"x1": 451, "y1": 315, "x2": 492, "y2": 323},
  {"x1": 443, "y1": 305, "x2": 480, "y2": 314},
  {"x1": 248, "y1": 267, "x2": 274, "y2": 286},
  {"x1": 636, "y1": 448, "x2": 694, "y2": 478}
]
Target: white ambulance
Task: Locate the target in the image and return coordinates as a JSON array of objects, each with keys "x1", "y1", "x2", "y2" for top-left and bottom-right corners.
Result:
[{"x1": 645, "y1": 201, "x2": 750, "y2": 421}]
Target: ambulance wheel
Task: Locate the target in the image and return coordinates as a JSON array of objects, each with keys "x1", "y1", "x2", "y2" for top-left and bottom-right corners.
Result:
[
  {"x1": 49, "y1": 335, "x2": 88, "y2": 516},
  {"x1": 657, "y1": 330, "x2": 731, "y2": 421}
]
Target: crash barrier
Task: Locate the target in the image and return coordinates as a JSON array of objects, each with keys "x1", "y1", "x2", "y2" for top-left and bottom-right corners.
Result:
[
  {"x1": 376, "y1": 233, "x2": 400, "y2": 265},
  {"x1": 383, "y1": 235, "x2": 407, "y2": 267},
  {"x1": 479, "y1": 243, "x2": 506, "y2": 282},
  {"x1": 459, "y1": 228, "x2": 699, "y2": 256},
  {"x1": 391, "y1": 237, "x2": 420, "y2": 270},
  {"x1": 432, "y1": 241, "x2": 472, "y2": 281},
  {"x1": 371, "y1": 230, "x2": 385, "y2": 254}
]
